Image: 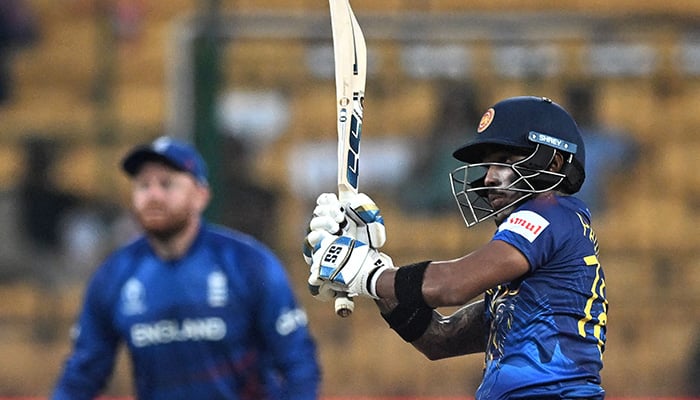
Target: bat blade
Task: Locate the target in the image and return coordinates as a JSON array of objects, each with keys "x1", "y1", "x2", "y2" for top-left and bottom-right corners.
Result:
[
  {"x1": 330, "y1": 0, "x2": 367, "y2": 201},
  {"x1": 329, "y1": 0, "x2": 367, "y2": 317}
]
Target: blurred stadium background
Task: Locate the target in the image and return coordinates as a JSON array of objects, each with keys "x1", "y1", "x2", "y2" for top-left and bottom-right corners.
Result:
[{"x1": 0, "y1": 0, "x2": 699, "y2": 398}]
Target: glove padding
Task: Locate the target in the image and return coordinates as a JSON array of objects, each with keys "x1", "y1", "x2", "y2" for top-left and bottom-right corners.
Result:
[
  {"x1": 311, "y1": 192, "x2": 386, "y2": 247},
  {"x1": 304, "y1": 230, "x2": 341, "y2": 301},
  {"x1": 303, "y1": 192, "x2": 387, "y2": 302},
  {"x1": 307, "y1": 276, "x2": 340, "y2": 302},
  {"x1": 309, "y1": 231, "x2": 394, "y2": 299}
]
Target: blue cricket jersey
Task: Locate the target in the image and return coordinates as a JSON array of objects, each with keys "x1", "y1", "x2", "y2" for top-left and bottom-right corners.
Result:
[
  {"x1": 476, "y1": 195, "x2": 607, "y2": 399},
  {"x1": 52, "y1": 223, "x2": 320, "y2": 400}
]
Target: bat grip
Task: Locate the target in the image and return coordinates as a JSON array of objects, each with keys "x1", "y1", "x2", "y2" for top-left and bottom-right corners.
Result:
[{"x1": 334, "y1": 292, "x2": 354, "y2": 317}]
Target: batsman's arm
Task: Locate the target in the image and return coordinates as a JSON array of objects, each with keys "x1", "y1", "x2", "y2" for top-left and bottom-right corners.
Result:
[{"x1": 375, "y1": 298, "x2": 488, "y2": 360}]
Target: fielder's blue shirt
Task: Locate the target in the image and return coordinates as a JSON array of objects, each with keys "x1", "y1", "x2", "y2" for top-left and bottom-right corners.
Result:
[
  {"x1": 477, "y1": 195, "x2": 607, "y2": 400},
  {"x1": 52, "y1": 223, "x2": 320, "y2": 400}
]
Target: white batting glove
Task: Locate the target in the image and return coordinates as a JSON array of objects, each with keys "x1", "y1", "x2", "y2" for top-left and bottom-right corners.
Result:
[
  {"x1": 307, "y1": 276, "x2": 341, "y2": 302},
  {"x1": 310, "y1": 231, "x2": 394, "y2": 299},
  {"x1": 310, "y1": 192, "x2": 386, "y2": 248},
  {"x1": 304, "y1": 230, "x2": 345, "y2": 301},
  {"x1": 303, "y1": 192, "x2": 387, "y2": 301},
  {"x1": 308, "y1": 193, "x2": 346, "y2": 235},
  {"x1": 346, "y1": 192, "x2": 387, "y2": 248}
]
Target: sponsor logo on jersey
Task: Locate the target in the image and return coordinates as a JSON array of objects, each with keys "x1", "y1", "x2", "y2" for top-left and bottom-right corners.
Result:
[
  {"x1": 498, "y1": 210, "x2": 549, "y2": 242},
  {"x1": 130, "y1": 317, "x2": 226, "y2": 347}
]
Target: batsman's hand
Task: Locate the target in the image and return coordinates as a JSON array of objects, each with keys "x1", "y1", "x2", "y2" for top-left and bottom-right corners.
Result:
[
  {"x1": 302, "y1": 192, "x2": 386, "y2": 302},
  {"x1": 309, "y1": 231, "x2": 394, "y2": 299},
  {"x1": 310, "y1": 192, "x2": 386, "y2": 249},
  {"x1": 304, "y1": 229, "x2": 342, "y2": 301},
  {"x1": 307, "y1": 275, "x2": 340, "y2": 302}
]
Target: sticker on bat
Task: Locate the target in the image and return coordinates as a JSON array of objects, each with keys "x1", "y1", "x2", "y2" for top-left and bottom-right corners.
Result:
[{"x1": 346, "y1": 113, "x2": 361, "y2": 189}]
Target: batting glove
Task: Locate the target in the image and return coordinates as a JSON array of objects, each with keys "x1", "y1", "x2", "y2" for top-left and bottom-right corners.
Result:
[
  {"x1": 310, "y1": 231, "x2": 394, "y2": 299},
  {"x1": 303, "y1": 192, "x2": 387, "y2": 301},
  {"x1": 309, "y1": 192, "x2": 386, "y2": 248},
  {"x1": 304, "y1": 230, "x2": 344, "y2": 301},
  {"x1": 307, "y1": 276, "x2": 341, "y2": 302}
]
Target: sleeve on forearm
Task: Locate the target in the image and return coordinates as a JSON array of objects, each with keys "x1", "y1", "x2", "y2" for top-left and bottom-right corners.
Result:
[{"x1": 51, "y1": 272, "x2": 120, "y2": 399}]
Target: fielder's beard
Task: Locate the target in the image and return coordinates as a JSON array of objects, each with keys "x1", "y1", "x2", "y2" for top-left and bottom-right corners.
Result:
[
  {"x1": 136, "y1": 207, "x2": 190, "y2": 243},
  {"x1": 145, "y1": 221, "x2": 189, "y2": 243}
]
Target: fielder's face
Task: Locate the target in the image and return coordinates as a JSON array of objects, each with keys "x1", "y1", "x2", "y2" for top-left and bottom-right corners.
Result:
[{"x1": 130, "y1": 161, "x2": 209, "y2": 241}]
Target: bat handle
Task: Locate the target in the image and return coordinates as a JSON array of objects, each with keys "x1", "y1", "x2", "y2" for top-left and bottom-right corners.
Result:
[{"x1": 335, "y1": 292, "x2": 354, "y2": 317}]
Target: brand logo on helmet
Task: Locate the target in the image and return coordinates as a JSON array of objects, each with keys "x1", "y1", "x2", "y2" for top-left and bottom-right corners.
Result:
[
  {"x1": 528, "y1": 131, "x2": 578, "y2": 154},
  {"x1": 477, "y1": 108, "x2": 495, "y2": 133}
]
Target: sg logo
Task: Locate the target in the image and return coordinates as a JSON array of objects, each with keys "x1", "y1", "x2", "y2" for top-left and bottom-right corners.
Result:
[{"x1": 323, "y1": 245, "x2": 344, "y2": 265}]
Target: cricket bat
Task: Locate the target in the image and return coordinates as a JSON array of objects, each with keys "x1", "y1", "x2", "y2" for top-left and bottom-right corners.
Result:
[{"x1": 329, "y1": 0, "x2": 367, "y2": 317}]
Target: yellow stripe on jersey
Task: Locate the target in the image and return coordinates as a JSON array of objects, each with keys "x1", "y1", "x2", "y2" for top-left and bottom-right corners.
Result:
[{"x1": 578, "y1": 255, "x2": 601, "y2": 338}]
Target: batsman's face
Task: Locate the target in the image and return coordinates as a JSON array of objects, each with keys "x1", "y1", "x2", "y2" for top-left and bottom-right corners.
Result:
[
  {"x1": 481, "y1": 150, "x2": 528, "y2": 223},
  {"x1": 131, "y1": 162, "x2": 209, "y2": 240}
]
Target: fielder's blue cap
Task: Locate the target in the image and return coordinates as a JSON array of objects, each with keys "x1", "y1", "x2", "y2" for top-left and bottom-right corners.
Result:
[
  {"x1": 453, "y1": 96, "x2": 585, "y2": 170},
  {"x1": 122, "y1": 136, "x2": 209, "y2": 185}
]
